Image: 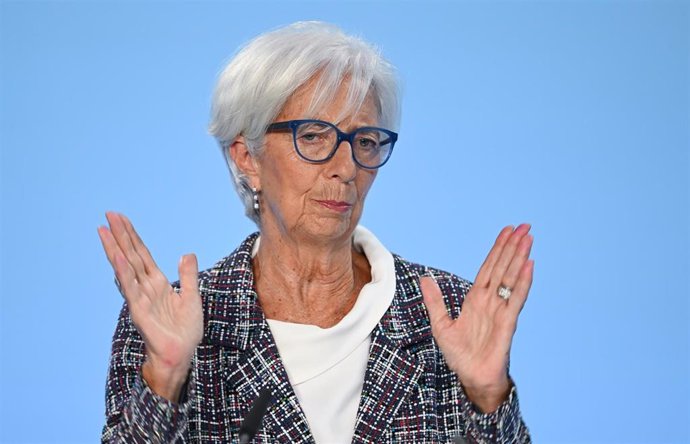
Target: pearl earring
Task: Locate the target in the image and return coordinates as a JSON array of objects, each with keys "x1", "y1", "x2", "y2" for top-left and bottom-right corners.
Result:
[{"x1": 252, "y1": 187, "x2": 260, "y2": 212}]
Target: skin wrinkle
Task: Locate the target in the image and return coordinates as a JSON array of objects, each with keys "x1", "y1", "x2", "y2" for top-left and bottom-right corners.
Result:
[{"x1": 232, "y1": 75, "x2": 378, "y2": 328}]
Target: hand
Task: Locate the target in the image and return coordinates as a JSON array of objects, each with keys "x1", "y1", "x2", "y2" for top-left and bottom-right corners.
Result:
[
  {"x1": 421, "y1": 224, "x2": 534, "y2": 413},
  {"x1": 98, "y1": 212, "x2": 203, "y2": 401}
]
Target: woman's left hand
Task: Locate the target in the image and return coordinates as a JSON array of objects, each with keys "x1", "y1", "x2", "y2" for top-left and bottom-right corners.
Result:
[{"x1": 421, "y1": 224, "x2": 534, "y2": 413}]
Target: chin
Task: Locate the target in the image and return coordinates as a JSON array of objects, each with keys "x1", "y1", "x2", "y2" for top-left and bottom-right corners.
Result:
[{"x1": 303, "y1": 215, "x2": 358, "y2": 243}]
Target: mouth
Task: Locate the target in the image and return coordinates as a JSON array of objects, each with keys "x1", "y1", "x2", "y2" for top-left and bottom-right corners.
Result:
[{"x1": 315, "y1": 200, "x2": 353, "y2": 213}]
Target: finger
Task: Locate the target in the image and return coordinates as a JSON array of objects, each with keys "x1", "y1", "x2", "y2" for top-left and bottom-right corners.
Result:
[
  {"x1": 420, "y1": 277, "x2": 453, "y2": 332},
  {"x1": 97, "y1": 225, "x2": 120, "y2": 269},
  {"x1": 120, "y1": 213, "x2": 161, "y2": 276},
  {"x1": 113, "y1": 249, "x2": 141, "y2": 305},
  {"x1": 475, "y1": 226, "x2": 514, "y2": 287},
  {"x1": 488, "y1": 223, "x2": 531, "y2": 291},
  {"x1": 106, "y1": 212, "x2": 148, "y2": 281},
  {"x1": 507, "y1": 259, "x2": 534, "y2": 316},
  {"x1": 178, "y1": 254, "x2": 199, "y2": 301},
  {"x1": 500, "y1": 234, "x2": 533, "y2": 291},
  {"x1": 98, "y1": 225, "x2": 130, "y2": 294}
]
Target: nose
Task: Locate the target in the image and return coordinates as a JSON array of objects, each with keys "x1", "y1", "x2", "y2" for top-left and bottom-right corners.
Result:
[{"x1": 327, "y1": 139, "x2": 357, "y2": 182}]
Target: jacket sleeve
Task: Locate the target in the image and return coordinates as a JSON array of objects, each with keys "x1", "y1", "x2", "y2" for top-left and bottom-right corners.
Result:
[
  {"x1": 456, "y1": 379, "x2": 530, "y2": 444},
  {"x1": 101, "y1": 302, "x2": 194, "y2": 444},
  {"x1": 427, "y1": 267, "x2": 531, "y2": 444}
]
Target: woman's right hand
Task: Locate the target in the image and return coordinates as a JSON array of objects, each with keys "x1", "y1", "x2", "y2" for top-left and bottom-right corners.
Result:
[{"x1": 98, "y1": 212, "x2": 203, "y2": 402}]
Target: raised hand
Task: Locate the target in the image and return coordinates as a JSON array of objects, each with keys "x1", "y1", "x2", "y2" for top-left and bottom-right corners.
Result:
[
  {"x1": 98, "y1": 212, "x2": 203, "y2": 401},
  {"x1": 421, "y1": 224, "x2": 534, "y2": 413}
]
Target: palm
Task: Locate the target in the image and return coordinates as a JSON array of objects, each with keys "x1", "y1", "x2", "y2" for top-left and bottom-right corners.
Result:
[
  {"x1": 129, "y1": 277, "x2": 203, "y2": 371},
  {"x1": 99, "y1": 212, "x2": 203, "y2": 377},
  {"x1": 426, "y1": 284, "x2": 516, "y2": 387},
  {"x1": 422, "y1": 224, "x2": 534, "y2": 411}
]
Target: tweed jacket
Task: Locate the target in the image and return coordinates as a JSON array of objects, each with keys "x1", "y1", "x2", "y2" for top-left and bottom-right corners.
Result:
[{"x1": 102, "y1": 232, "x2": 531, "y2": 443}]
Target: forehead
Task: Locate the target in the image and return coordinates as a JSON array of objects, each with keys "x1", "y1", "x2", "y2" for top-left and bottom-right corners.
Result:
[{"x1": 277, "y1": 75, "x2": 379, "y2": 126}]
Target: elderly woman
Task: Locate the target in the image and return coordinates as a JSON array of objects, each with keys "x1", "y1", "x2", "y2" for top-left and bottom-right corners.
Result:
[{"x1": 99, "y1": 22, "x2": 533, "y2": 443}]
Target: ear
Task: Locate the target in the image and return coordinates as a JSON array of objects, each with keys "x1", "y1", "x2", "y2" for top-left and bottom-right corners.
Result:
[{"x1": 229, "y1": 136, "x2": 261, "y2": 189}]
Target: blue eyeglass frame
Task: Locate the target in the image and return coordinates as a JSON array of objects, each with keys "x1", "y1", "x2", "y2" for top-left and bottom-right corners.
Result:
[{"x1": 266, "y1": 119, "x2": 398, "y2": 169}]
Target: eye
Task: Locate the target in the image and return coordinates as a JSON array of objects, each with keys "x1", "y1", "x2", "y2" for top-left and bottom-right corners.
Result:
[
  {"x1": 359, "y1": 138, "x2": 376, "y2": 148},
  {"x1": 301, "y1": 133, "x2": 320, "y2": 142},
  {"x1": 297, "y1": 123, "x2": 331, "y2": 144},
  {"x1": 355, "y1": 132, "x2": 380, "y2": 150}
]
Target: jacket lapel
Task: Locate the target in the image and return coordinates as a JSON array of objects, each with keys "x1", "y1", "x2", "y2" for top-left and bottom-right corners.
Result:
[
  {"x1": 351, "y1": 326, "x2": 424, "y2": 443},
  {"x1": 204, "y1": 233, "x2": 314, "y2": 443},
  {"x1": 351, "y1": 256, "x2": 434, "y2": 443},
  {"x1": 225, "y1": 325, "x2": 314, "y2": 443}
]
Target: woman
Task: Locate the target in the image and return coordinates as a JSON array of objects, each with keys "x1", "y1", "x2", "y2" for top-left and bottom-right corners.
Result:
[{"x1": 99, "y1": 22, "x2": 533, "y2": 443}]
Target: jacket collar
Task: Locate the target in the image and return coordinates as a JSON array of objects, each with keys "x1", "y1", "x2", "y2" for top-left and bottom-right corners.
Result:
[{"x1": 203, "y1": 232, "x2": 432, "y2": 351}]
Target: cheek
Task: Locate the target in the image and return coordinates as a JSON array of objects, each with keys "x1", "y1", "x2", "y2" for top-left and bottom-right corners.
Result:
[
  {"x1": 262, "y1": 159, "x2": 322, "y2": 213},
  {"x1": 365, "y1": 170, "x2": 378, "y2": 192},
  {"x1": 262, "y1": 147, "x2": 309, "y2": 191},
  {"x1": 356, "y1": 171, "x2": 377, "y2": 201}
]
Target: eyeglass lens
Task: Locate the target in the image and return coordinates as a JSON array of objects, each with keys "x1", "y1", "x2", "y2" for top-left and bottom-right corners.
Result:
[{"x1": 294, "y1": 122, "x2": 391, "y2": 168}]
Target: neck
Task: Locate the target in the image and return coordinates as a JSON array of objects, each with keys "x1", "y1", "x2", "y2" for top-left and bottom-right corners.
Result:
[{"x1": 253, "y1": 227, "x2": 370, "y2": 328}]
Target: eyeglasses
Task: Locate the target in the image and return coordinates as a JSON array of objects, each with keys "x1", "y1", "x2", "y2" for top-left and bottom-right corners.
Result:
[{"x1": 265, "y1": 119, "x2": 398, "y2": 169}]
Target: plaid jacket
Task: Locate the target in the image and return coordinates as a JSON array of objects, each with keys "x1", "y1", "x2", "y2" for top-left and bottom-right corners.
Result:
[{"x1": 102, "y1": 232, "x2": 531, "y2": 443}]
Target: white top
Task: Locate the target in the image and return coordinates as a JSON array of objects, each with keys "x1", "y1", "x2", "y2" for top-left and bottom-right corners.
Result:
[{"x1": 254, "y1": 226, "x2": 396, "y2": 443}]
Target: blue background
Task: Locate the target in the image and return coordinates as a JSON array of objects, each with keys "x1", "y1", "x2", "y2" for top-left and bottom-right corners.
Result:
[{"x1": 1, "y1": 1, "x2": 688, "y2": 443}]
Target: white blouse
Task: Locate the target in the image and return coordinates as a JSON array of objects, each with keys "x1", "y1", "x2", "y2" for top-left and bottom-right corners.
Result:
[{"x1": 254, "y1": 226, "x2": 396, "y2": 443}]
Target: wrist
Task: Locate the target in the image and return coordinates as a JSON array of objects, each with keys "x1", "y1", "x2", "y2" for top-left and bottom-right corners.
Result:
[
  {"x1": 462, "y1": 376, "x2": 511, "y2": 414},
  {"x1": 141, "y1": 357, "x2": 191, "y2": 402}
]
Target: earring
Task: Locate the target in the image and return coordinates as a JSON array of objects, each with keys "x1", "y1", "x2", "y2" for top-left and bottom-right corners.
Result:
[{"x1": 252, "y1": 187, "x2": 260, "y2": 212}]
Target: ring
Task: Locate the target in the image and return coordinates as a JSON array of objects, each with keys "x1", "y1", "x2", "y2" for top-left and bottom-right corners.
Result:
[{"x1": 497, "y1": 285, "x2": 512, "y2": 300}]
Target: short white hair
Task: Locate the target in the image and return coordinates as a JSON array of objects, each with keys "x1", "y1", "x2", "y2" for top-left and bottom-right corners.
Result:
[{"x1": 208, "y1": 21, "x2": 401, "y2": 225}]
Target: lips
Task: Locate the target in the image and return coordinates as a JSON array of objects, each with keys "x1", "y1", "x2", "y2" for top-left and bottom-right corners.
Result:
[{"x1": 315, "y1": 200, "x2": 353, "y2": 213}]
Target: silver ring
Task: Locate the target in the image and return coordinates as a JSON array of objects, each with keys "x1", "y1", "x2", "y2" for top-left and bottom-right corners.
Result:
[{"x1": 498, "y1": 285, "x2": 512, "y2": 300}]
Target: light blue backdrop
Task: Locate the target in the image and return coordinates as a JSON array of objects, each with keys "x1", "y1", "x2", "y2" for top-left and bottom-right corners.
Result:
[{"x1": 1, "y1": 1, "x2": 688, "y2": 443}]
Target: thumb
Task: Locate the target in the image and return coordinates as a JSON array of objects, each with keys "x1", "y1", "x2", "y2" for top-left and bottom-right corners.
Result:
[
  {"x1": 421, "y1": 276, "x2": 451, "y2": 331},
  {"x1": 179, "y1": 254, "x2": 199, "y2": 299}
]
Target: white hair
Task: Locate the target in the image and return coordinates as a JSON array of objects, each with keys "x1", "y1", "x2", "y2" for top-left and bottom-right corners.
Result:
[{"x1": 208, "y1": 21, "x2": 401, "y2": 225}]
